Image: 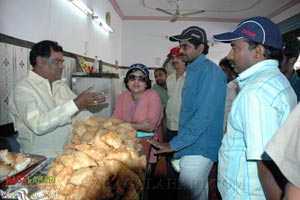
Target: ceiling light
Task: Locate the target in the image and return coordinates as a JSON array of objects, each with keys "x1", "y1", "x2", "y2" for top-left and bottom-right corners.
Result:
[
  {"x1": 69, "y1": 0, "x2": 93, "y2": 15},
  {"x1": 92, "y1": 16, "x2": 114, "y2": 33}
]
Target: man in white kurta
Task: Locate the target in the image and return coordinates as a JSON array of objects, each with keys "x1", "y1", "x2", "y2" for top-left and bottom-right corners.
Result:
[
  {"x1": 9, "y1": 71, "x2": 92, "y2": 157},
  {"x1": 165, "y1": 47, "x2": 186, "y2": 140},
  {"x1": 165, "y1": 47, "x2": 186, "y2": 177},
  {"x1": 9, "y1": 40, "x2": 105, "y2": 158},
  {"x1": 266, "y1": 103, "x2": 300, "y2": 199}
]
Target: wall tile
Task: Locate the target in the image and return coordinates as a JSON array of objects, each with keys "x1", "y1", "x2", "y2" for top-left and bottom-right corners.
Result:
[
  {"x1": 0, "y1": 81, "x2": 14, "y2": 125},
  {"x1": 15, "y1": 46, "x2": 30, "y2": 82},
  {"x1": 0, "y1": 43, "x2": 31, "y2": 125},
  {"x1": 0, "y1": 42, "x2": 14, "y2": 83}
]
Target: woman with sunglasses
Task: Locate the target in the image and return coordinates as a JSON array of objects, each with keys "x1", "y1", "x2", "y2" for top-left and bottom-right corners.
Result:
[
  {"x1": 113, "y1": 63, "x2": 163, "y2": 133},
  {"x1": 112, "y1": 63, "x2": 164, "y2": 171}
]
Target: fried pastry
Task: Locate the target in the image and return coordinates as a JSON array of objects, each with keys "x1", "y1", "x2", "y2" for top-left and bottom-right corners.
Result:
[
  {"x1": 83, "y1": 117, "x2": 99, "y2": 127},
  {"x1": 69, "y1": 167, "x2": 94, "y2": 186},
  {"x1": 81, "y1": 131, "x2": 96, "y2": 143},
  {"x1": 39, "y1": 119, "x2": 147, "y2": 199},
  {"x1": 0, "y1": 163, "x2": 13, "y2": 177},
  {"x1": 90, "y1": 135, "x2": 111, "y2": 151},
  {"x1": 100, "y1": 131, "x2": 122, "y2": 148},
  {"x1": 73, "y1": 125, "x2": 87, "y2": 137},
  {"x1": 0, "y1": 149, "x2": 16, "y2": 165},
  {"x1": 72, "y1": 151, "x2": 97, "y2": 170}
]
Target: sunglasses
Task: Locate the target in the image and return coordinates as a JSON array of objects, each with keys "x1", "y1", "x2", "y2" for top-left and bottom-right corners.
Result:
[{"x1": 128, "y1": 74, "x2": 147, "y2": 83}]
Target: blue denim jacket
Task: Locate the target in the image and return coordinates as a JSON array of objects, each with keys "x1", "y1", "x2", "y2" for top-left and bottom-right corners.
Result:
[{"x1": 170, "y1": 54, "x2": 226, "y2": 161}]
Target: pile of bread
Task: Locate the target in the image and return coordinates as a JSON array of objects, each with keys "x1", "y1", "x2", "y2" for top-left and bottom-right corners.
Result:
[
  {"x1": 39, "y1": 117, "x2": 147, "y2": 200},
  {"x1": 0, "y1": 149, "x2": 32, "y2": 178}
]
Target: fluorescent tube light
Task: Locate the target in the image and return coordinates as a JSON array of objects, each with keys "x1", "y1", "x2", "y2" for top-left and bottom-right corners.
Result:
[
  {"x1": 69, "y1": 0, "x2": 93, "y2": 15},
  {"x1": 92, "y1": 16, "x2": 114, "y2": 33}
]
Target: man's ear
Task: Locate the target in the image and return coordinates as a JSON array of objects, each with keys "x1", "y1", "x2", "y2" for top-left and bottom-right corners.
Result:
[
  {"x1": 197, "y1": 43, "x2": 205, "y2": 53},
  {"x1": 254, "y1": 44, "x2": 265, "y2": 60},
  {"x1": 36, "y1": 56, "x2": 44, "y2": 65}
]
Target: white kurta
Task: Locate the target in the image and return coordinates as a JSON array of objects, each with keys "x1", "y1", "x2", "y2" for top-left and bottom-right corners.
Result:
[{"x1": 9, "y1": 71, "x2": 92, "y2": 158}]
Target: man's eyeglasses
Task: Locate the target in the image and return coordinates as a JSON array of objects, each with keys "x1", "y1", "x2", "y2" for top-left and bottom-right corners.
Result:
[
  {"x1": 54, "y1": 59, "x2": 64, "y2": 65},
  {"x1": 48, "y1": 57, "x2": 64, "y2": 66},
  {"x1": 128, "y1": 74, "x2": 147, "y2": 83}
]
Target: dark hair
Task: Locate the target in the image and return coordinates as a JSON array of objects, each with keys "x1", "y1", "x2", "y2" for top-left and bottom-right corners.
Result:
[
  {"x1": 283, "y1": 36, "x2": 300, "y2": 60},
  {"x1": 154, "y1": 68, "x2": 167, "y2": 75},
  {"x1": 246, "y1": 39, "x2": 283, "y2": 63},
  {"x1": 219, "y1": 57, "x2": 238, "y2": 80},
  {"x1": 29, "y1": 40, "x2": 63, "y2": 67},
  {"x1": 124, "y1": 69, "x2": 152, "y2": 91},
  {"x1": 188, "y1": 38, "x2": 209, "y2": 55},
  {"x1": 219, "y1": 57, "x2": 233, "y2": 70}
]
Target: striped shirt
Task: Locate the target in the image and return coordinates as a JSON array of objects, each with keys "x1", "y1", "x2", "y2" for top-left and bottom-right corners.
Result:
[{"x1": 218, "y1": 60, "x2": 297, "y2": 199}]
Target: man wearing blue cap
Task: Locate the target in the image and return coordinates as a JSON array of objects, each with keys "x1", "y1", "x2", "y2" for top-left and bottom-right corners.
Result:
[
  {"x1": 149, "y1": 26, "x2": 227, "y2": 199},
  {"x1": 212, "y1": 17, "x2": 297, "y2": 199}
]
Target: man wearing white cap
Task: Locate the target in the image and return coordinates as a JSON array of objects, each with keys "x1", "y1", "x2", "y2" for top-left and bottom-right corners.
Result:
[
  {"x1": 149, "y1": 26, "x2": 227, "y2": 199},
  {"x1": 213, "y1": 16, "x2": 297, "y2": 199}
]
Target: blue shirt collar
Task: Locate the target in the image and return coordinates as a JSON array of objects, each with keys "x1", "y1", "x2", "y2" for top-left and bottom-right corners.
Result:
[
  {"x1": 187, "y1": 54, "x2": 206, "y2": 70},
  {"x1": 237, "y1": 60, "x2": 279, "y2": 89}
]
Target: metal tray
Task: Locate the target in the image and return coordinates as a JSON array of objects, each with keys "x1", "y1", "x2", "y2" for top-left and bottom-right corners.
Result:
[{"x1": 24, "y1": 158, "x2": 54, "y2": 179}]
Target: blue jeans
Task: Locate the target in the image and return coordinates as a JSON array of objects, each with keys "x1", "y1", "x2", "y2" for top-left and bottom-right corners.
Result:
[
  {"x1": 178, "y1": 155, "x2": 213, "y2": 200},
  {"x1": 0, "y1": 133, "x2": 20, "y2": 152}
]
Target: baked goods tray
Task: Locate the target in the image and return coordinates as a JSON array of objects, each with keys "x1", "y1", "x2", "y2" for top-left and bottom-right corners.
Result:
[
  {"x1": 24, "y1": 158, "x2": 54, "y2": 178},
  {"x1": 0, "y1": 154, "x2": 46, "y2": 184}
]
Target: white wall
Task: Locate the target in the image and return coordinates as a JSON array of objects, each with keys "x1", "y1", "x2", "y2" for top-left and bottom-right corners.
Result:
[
  {"x1": 122, "y1": 20, "x2": 235, "y2": 67},
  {"x1": 0, "y1": 0, "x2": 123, "y2": 64}
]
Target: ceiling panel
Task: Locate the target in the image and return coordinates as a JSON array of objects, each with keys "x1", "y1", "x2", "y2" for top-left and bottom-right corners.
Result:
[{"x1": 111, "y1": 0, "x2": 300, "y2": 22}]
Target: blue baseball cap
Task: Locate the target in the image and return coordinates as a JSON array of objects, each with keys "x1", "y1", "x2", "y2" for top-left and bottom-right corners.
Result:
[
  {"x1": 212, "y1": 16, "x2": 282, "y2": 49},
  {"x1": 127, "y1": 63, "x2": 149, "y2": 77}
]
